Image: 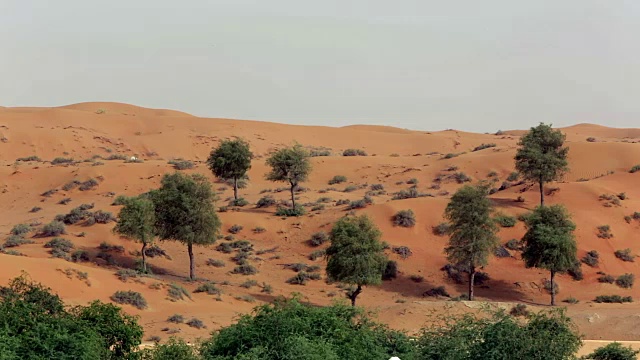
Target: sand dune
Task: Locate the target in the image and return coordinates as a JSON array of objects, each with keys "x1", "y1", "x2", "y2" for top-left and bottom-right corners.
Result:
[{"x1": 1, "y1": 102, "x2": 639, "y2": 342}]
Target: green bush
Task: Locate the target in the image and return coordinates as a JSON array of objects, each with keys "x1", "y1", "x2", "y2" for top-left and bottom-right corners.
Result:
[
  {"x1": 424, "y1": 286, "x2": 450, "y2": 297},
  {"x1": 228, "y1": 224, "x2": 244, "y2": 234},
  {"x1": 186, "y1": 318, "x2": 206, "y2": 329},
  {"x1": 51, "y1": 157, "x2": 74, "y2": 165},
  {"x1": 194, "y1": 283, "x2": 222, "y2": 295},
  {"x1": 167, "y1": 284, "x2": 192, "y2": 302},
  {"x1": 505, "y1": 239, "x2": 523, "y2": 251},
  {"x1": 206, "y1": 258, "x2": 225, "y2": 267},
  {"x1": 167, "y1": 314, "x2": 184, "y2": 323},
  {"x1": 432, "y1": 222, "x2": 450, "y2": 236},
  {"x1": 44, "y1": 237, "x2": 74, "y2": 253},
  {"x1": 594, "y1": 295, "x2": 633, "y2": 303},
  {"x1": 382, "y1": 260, "x2": 398, "y2": 280},
  {"x1": 370, "y1": 184, "x2": 385, "y2": 191},
  {"x1": 79, "y1": 178, "x2": 99, "y2": 191},
  {"x1": 110, "y1": 290, "x2": 148, "y2": 309},
  {"x1": 309, "y1": 249, "x2": 326, "y2": 261},
  {"x1": 41, "y1": 221, "x2": 66, "y2": 236},
  {"x1": 168, "y1": 159, "x2": 195, "y2": 170},
  {"x1": 232, "y1": 264, "x2": 258, "y2": 275},
  {"x1": 392, "y1": 246, "x2": 412, "y2": 259},
  {"x1": 228, "y1": 198, "x2": 249, "y2": 207},
  {"x1": 393, "y1": 209, "x2": 416, "y2": 228},
  {"x1": 510, "y1": 304, "x2": 530, "y2": 317},
  {"x1": 597, "y1": 225, "x2": 613, "y2": 239},
  {"x1": 256, "y1": 196, "x2": 276, "y2": 208},
  {"x1": 10, "y1": 224, "x2": 31, "y2": 236},
  {"x1": 286, "y1": 271, "x2": 321, "y2": 285},
  {"x1": 598, "y1": 274, "x2": 615, "y2": 284},
  {"x1": 92, "y1": 210, "x2": 116, "y2": 224},
  {"x1": 472, "y1": 143, "x2": 497, "y2": 152},
  {"x1": 615, "y1": 248, "x2": 635, "y2": 262},
  {"x1": 71, "y1": 249, "x2": 90, "y2": 262},
  {"x1": 507, "y1": 171, "x2": 519, "y2": 181},
  {"x1": 616, "y1": 273, "x2": 635, "y2": 289},
  {"x1": 494, "y1": 214, "x2": 516, "y2": 227},
  {"x1": 328, "y1": 175, "x2": 348, "y2": 185},
  {"x1": 585, "y1": 342, "x2": 640, "y2": 360},
  {"x1": 453, "y1": 172, "x2": 472, "y2": 184},
  {"x1": 4, "y1": 235, "x2": 34, "y2": 248},
  {"x1": 582, "y1": 250, "x2": 599, "y2": 267},
  {"x1": 16, "y1": 155, "x2": 41, "y2": 162},
  {"x1": 275, "y1": 205, "x2": 306, "y2": 217}
]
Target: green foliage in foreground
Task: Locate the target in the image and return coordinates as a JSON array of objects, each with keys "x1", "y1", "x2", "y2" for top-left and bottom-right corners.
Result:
[
  {"x1": 0, "y1": 274, "x2": 142, "y2": 359},
  {"x1": 581, "y1": 342, "x2": 639, "y2": 360}
]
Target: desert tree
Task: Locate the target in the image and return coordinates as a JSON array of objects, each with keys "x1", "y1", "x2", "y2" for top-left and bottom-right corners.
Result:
[
  {"x1": 265, "y1": 144, "x2": 311, "y2": 209},
  {"x1": 113, "y1": 196, "x2": 156, "y2": 273},
  {"x1": 514, "y1": 123, "x2": 569, "y2": 206},
  {"x1": 325, "y1": 215, "x2": 388, "y2": 306},
  {"x1": 444, "y1": 184, "x2": 499, "y2": 301},
  {"x1": 521, "y1": 205, "x2": 577, "y2": 306},
  {"x1": 207, "y1": 138, "x2": 253, "y2": 200},
  {"x1": 149, "y1": 172, "x2": 221, "y2": 280}
]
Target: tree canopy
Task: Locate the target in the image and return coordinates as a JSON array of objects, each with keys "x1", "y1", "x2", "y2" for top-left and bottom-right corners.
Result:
[
  {"x1": 515, "y1": 123, "x2": 569, "y2": 206},
  {"x1": 444, "y1": 184, "x2": 499, "y2": 300},
  {"x1": 521, "y1": 205, "x2": 578, "y2": 305},
  {"x1": 325, "y1": 215, "x2": 388, "y2": 306},
  {"x1": 206, "y1": 138, "x2": 253, "y2": 200},
  {"x1": 113, "y1": 196, "x2": 156, "y2": 273},
  {"x1": 149, "y1": 172, "x2": 221, "y2": 280},
  {"x1": 265, "y1": 144, "x2": 311, "y2": 210}
]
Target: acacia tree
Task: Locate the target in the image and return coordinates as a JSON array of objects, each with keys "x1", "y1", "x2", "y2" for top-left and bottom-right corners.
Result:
[
  {"x1": 149, "y1": 172, "x2": 221, "y2": 280},
  {"x1": 521, "y1": 205, "x2": 578, "y2": 306},
  {"x1": 444, "y1": 184, "x2": 499, "y2": 301},
  {"x1": 325, "y1": 215, "x2": 388, "y2": 306},
  {"x1": 515, "y1": 123, "x2": 569, "y2": 206},
  {"x1": 207, "y1": 139, "x2": 253, "y2": 201},
  {"x1": 113, "y1": 196, "x2": 155, "y2": 273},
  {"x1": 265, "y1": 144, "x2": 311, "y2": 209}
]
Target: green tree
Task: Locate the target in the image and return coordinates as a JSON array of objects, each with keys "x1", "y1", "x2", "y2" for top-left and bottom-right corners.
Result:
[
  {"x1": 207, "y1": 138, "x2": 253, "y2": 200},
  {"x1": 325, "y1": 215, "x2": 388, "y2": 306},
  {"x1": 113, "y1": 196, "x2": 156, "y2": 273},
  {"x1": 583, "y1": 342, "x2": 639, "y2": 360},
  {"x1": 265, "y1": 144, "x2": 311, "y2": 209},
  {"x1": 515, "y1": 123, "x2": 569, "y2": 206},
  {"x1": 521, "y1": 205, "x2": 578, "y2": 306},
  {"x1": 141, "y1": 337, "x2": 200, "y2": 360},
  {"x1": 150, "y1": 173, "x2": 221, "y2": 280},
  {"x1": 199, "y1": 296, "x2": 415, "y2": 360},
  {"x1": 444, "y1": 184, "x2": 499, "y2": 300}
]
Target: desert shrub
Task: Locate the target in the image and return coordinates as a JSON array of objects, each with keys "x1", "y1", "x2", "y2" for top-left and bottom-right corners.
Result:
[
  {"x1": 335, "y1": 199, "x2": 350, "y2": 206},
  {"x1": 99, "y1": 242, "x2": 125, "y2": 253},
  {"x1": 494, "y1": 214, "x2": 516, "y2": 227},
  {"x1": 424, "y1": 286, "x2": 450, "y2": 297},
  {"x1": 343, "y1": 185, "x2": 358, "y2": 193},
  {"x1": 392, "y1": 188, "x2": 424, "y2": 200},
  {"x1": 186, "y1": 318, "x2": 206, "y2": 329},
  {"x1": 392, "y1": 246, "x2": 412, "y2": 259},
  {"x1": 92, "y1": 210, "x2": 116, "y2": 224},
  {"x1": 393, "y1": 209, "x2": 416, "y2": 228},
  {"x1": 168, "y1": 159, "x2": 195, "y2": 170},
  {"x1": 286, "y1": 271, "x2": 321, "y2": 285},
  {"x1": 228, "y1": 224, "x2": 244, "y2": 234},
  {"x1": 70, "y1": 250, "x2": 90, "y2": 262},
  {"x1": 432, "y1": 222, "x2": 450, "y2": 236},
  {"x1": 30, "y1": 206, "x2": 42, "y2": 213},
  {"x1": 275, "y1": 205, "x2": 306, "y2": 217},
  {"x1": 206, "y1": 258, "x2": 225, "y2": 267},
  {"x1": 594, "y1": 295, "x2": 633, "y2": 303},
  {"x1": 309, "y1": 249, "x2": 326, "y2": 261},
  {"x1": 194, "y1": 282, "x2": 222, "y2": 295},
  {"x1": 112, "y1": 195, "x2": 130, "y2": 206},
  {"x1": 342, "y1": 149, "x2": 367, "y2": 156},
  {"x1": 4, "y1": 235, "x2": 34, "y2": 248},
  {"x1": 232, "y1": 264, "x2": 258, "y2": 275},
  {"x1": 624, "y1": 215, "x2": 633, "y2": 223},
  {"x1": 228, "y1": 198, "x2": 249, "y2": 207},
  {"x1": 617, "y1": 192, "x2": 627, "y2": 200},
  {"x1": 167, "y1": 314, "x2": 185, "y2": 323},
  {"x1": 409, "y1": 275, "x2": 424, "y2": 283},
  {"x1": 510, "y1": 304, "x2": 530, "y2": 317},
  {"x1": 598, "y1": 274, "x2": 615, "y2": 284},
  {"x1": 309, "y1": 149, "x2": 331, "y2": 157},
  {"x1": 442, "y1": 153, "x2": 460, "y2": 159},
  {"x1": 406, "y1": 178, "x2": 419, "y2": 185},
  {"x1": 41, "y1": 221, "x2": 66, "y2": 236},
  {"x1": 505, "y1": 239, "x2": 523, "y2": 251},
  {"x1": 116, "y1": 269, "x2": 140, "y2": 282},
  {"x1": 58, "y1": 197, "x2": 72, "y2": 205},
  {"x1": 62, "y1": 180, "x2": 81, "y2": 191},
  {"x1": 370, "y1": 184, "x2": 384, "y2": 191},
  {"x1": 630, "y1": 165, "x2": 640, "y2": 173},
  {"x1": 256, "y1": 196, "x2": 276, "y2": 208},
  {"x1": 563, "y1": 297, "x2": 579, "y2": 304},
  {"x1": 582, "y1": 250, "x2": 600, "y2": 267},
  {"x1": 106, "y1": 154, "x2": 128, "y2": 161},
  {"x1": 167, "y1": 284, "x2": 191, "y2": 302},
  {"x1": 328, "y1": 175, "x2": 347, "y2": 185},
  {"x1": 472, "y1": 143, "x2": 496, "y2": 152},
  {"x1": 44, "y1": 237, "x2": 74, "y2": 253},
  {"x1": 311, "y1": 204, "x2": 325, "y2": 211},
  {"x1": 348, "y1": 199, "x2": 368, "y2": 209},
  {"x1": 218, "y1": 206, "x2": 228, "y2": 213},
  {"x1": 615, "y1": 248, "x2": 635, "y2": 262},
  {"x1": 79, "y1": 178, "x2": 99, "y2": 191},
  {"x1": 616, "y1": 274, "x2": 635, "y2": 289},
  {"x1": 494, "y1": 246, "x2": 511, "y2": 258},
  {"x1": 51, "y1": 157, "x2": 74, "y2": 165},
  {"x1": 586, "y1": 137, "x2": 597, "y2": 142},
  {"x1": 568, "y1": 266, "x2": 583, "y2": 281},
  {"x1": 597, "y1": 225, "x2": 613, "y2": 239},
  {"x1": 316, "y1": 197, "x2": 332, "y2": 203},
  {"x1": 111, "y1": 290, "x2": 148, "y2": 309},
  {"x1": 453, "y1": 172, "x2": 471, "y2": 184},
  {"x1": 506, "y1": 172, "x2": 519, "y2": 181},
  {"x1": 253, "y1": 226, "x2": 266, "y2": 234},
  {"x1": 587, "y1": 342, "x2": 640, "y2": 360},
  {"x1": 240, "y1": 280, "x2": 258, "y2": 289},
  {"x1": 10, "y1": 224, "x2": 31, "y2": 236},
  {"x1": 16, "y1": 155, "x2": 41, "y2": 162},
  {"x1": 381, "y1": 260, "x2": 398, "y2": 281}
]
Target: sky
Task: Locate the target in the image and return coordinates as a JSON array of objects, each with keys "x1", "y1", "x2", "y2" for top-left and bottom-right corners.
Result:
[{"x1": 1, "y1": 0, "x2": 639, "y2": 132}]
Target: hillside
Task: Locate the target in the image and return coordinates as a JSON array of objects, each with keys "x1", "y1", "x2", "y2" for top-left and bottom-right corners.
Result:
[{"x1": 1, "y1": 102, "x2": 639, "y2": 342}]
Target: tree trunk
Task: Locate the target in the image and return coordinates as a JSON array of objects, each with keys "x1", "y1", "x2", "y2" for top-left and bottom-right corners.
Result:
[
  {"x1": 539, "y1": 177, "x2": 544, "y2": 206},
  {"x1": 468, "y1": 266, "x2": 476, "y2": 301},
  {"x1": 550, "y1": 270, "x2": 556, "y2": 306},
  {"x1": 290, "y1": 184, "x2": 296, "y2": 209},
  {"x1": 188, "y1": 243, "x2": 195, "y2": 280},
  {"x1": 233, "y1": 177, "x2": 239, "y2": 200},
  {"x1": 140, "y1": 242, "x2": 147, "y2": 273},
  {"x1": 349, "y1": 284, "x2": 362, "y2": 306}
]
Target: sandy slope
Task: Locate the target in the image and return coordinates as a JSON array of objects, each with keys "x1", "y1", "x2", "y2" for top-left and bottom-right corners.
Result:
[{"x1": 0, "y1": 102, "x2": 639, "y2": 344}]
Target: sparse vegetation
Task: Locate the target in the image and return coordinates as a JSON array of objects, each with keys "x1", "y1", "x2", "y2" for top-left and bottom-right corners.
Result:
[
  {"x1": 309, "y1": 249, "x2": 326, "y2": 261},
  {"x1": 194, "y1": 282, "x2": 222, "y2": 295},
  {"x1": 4, "y1": 235, "x2": 34, "y2": 248},
  {"x1": 598, "y1": 274, "x2": 615, "y2": 284},
  {"x1": 472, "y1": 143, "x2": 496, "y2": 152},
  {"x1": 41, "y1": 220, "x2": 66, "y2": 236},
  {"x1": 342, "y1": 149, "x2": 367, "y2": 156},
  {"x1": 616, "y1": 273, "x2": 635, "y2": 289},
  {"x1": 232, "y1": 264, "x2": 258, "y2": 275},
  {"x1": 10, "y1": 224, "x2": 30, "y2": 236},
  {"x1": 432, "y1": 222, "x2": 450, "y2": 236},
  {"x1": 167, "y1": 283, "x2": 192, "y2": 302},
  {"x1": 594, "y1": 295, "x2": 633, "y2": 303},
  {"x1": 51, "y1": 157, "x2": 74, "y2": 165},
  {"x1": 228, "y1": 224, "x2": 244, "y2": 234},
  {"x1": 111, "y1": 290, "x2": 148, "y2": 309},
  {"x1": 494, "y1": 214, "x2": 516, "y2": 227},
  {"x1": 597, "y1": 225, "x2": 613, "y2": 239},
  {"x1": 275, "y1": 205, "x2": 306, "y2": 217},
  {"x1": 328, "y1": 175, "x2": 347, "y2": 185},
  {"x1": 167, "y1": 314, "x2": 185, "y2": 323},
  {"x1": 228, "y1": 198, "x2": 249, "y2": 207},
  {"x1": 392, "y1": 246, "x2": 412, "y2": 259},
  {"x1": 186, "y1": 318, "x2": 206, "y2": 329},
  {"x1": 630, "y1": 165, "x2": 640, "y2": 173},
  {"x1": 168, "y1": 159, "x2": 195, "y2": 170},
  {"x1": 582, "y1": 250, "x2": 600, "y2": 267},
  {"x1": 256, "y1": 196, "x2": 276, "y2": 208},
  {"x1": 393, "y1": 209, "x2": 416, "y2": 228},
  {"x1": 510, "y1": 304, "x2": 530, "y2": 317},
  {"x1": 615, "y1": 248, "x2": 635, "y2": 262},
  {"x1": 505, "y1": 239, "x2": 522, "y2": 251}
]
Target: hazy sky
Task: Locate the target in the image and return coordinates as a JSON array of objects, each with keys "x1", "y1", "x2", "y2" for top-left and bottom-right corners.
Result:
[{"x1": 1, "y1": 1, "x2": 639, "y2": 132}]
